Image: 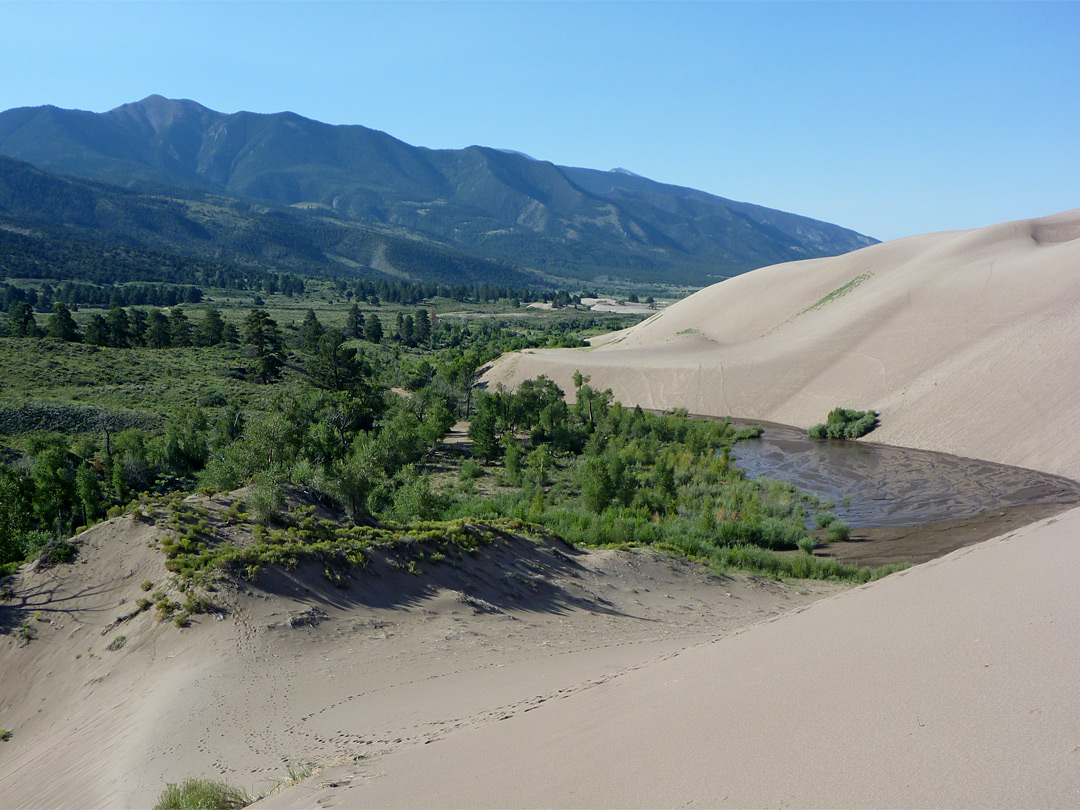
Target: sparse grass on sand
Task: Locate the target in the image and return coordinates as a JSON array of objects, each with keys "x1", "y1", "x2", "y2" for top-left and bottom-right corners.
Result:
[{"x1": 152, "y1": 778, "x2": 253, "y2": 810}]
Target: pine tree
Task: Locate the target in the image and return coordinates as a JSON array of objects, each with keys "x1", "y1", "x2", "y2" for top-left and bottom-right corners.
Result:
[
  {"x1": 243, "y1": 309, "x2": 285, "y2": 383},
  {"x1": 146, "y1": 310, "x2": 171, "y2": 349},
  {"x1": 346, "y1": 304, "x2": 363, "y2": 339},
  {"x1": 46, "y1": 302, "x2": 80, "y2": 342},
  {"x1": 85, "y1": 314, "x2": 109, "y2": 347},
  {"x1": 10, "y1": 302, "x2": 41, "y2": 338},
  {"x1": 300, "y1": 309, "x2": 325, "y2": 352},
  {"x1": 169, "y1": 308, "x2": 193, "y2": 347},
  {"x1": 414, "y1": 308, "x2": 431, "y2": 345},
  {"x1": 307, "y1": 330, "x2": 365, "y2": 393},
  {"x1": 197, "y1": 308, "x2": 226, "y2": 346},
  {"x1": 105, "y1": 305, "x2": 131, "y2": 348},
  {"x1": 364, "y1": 313, "x2": 383, "y2": 344},
  {"x1": 129, "y1": 309, "x2": 147, "y2": 345}
]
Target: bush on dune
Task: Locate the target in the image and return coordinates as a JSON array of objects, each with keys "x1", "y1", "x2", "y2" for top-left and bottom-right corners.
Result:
[
  {"x1": 153, "y1": 778, "x2": 253, "y2": 810},
  {"x1": 808, "y1": 408, "x2": 878, "y2": 440}
]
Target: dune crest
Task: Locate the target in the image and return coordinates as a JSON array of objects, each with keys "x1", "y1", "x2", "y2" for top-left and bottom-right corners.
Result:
[{"x1": 484, "y1": 208, "x2": 1080, "y2": 479}]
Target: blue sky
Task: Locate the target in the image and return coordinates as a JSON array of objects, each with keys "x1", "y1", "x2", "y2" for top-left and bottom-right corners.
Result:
[{"x1": 2, "y1": 1, "x2": 1077, "y2": 241}]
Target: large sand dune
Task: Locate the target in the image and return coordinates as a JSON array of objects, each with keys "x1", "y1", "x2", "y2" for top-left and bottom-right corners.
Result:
[
  {"x1": 484, "y1": 207, "x2": 1080, "y2": 478},
  {"x1": 262, "y1": 505, "x2": 1080, "y2": 809}
]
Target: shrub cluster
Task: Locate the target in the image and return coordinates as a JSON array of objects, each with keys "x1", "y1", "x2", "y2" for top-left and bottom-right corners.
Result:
[{"x1": 808, "y1": 408, "x2": 878, "y2": 440}]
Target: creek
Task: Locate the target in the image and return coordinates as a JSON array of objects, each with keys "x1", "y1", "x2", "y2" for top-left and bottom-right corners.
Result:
[{"x1": 729, "y1": 423, "x2": 1080, "y2": 527}]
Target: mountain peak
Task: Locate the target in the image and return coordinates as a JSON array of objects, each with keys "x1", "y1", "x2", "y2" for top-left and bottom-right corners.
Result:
[{"x1": 108, "y1": 95, "x2": 213, "y2": 134}]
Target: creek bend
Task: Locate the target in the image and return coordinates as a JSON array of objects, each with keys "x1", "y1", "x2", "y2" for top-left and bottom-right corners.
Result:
[{"x1": 728, "y1": 422, "x2": 1080, "y2": 527}]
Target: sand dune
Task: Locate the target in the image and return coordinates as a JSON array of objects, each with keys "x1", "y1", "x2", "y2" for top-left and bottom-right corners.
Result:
[
  {"x1": 260, "y1": 506, "x2": 1080, "y2": 809},
  {"x1": 6, "y1": 210, "x2": 1080, "y2": 809},
  {"x1": 484, "y1": 208, "x2": 1080, "y2": 479},
  {"x1": 0, "y1": 494, "x2": 842, "y2": 809}
]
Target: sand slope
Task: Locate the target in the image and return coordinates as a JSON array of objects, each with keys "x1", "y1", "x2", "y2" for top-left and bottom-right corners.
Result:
[
  {"x1": 484, "y1": 208, "x2": 1080, "y2": 479},
  {"x1": 0, "y1": 498, "x2": 842, "y2": 809},
  {"x1": 260, "y1": 506, "x2": 1080, "y2": 809}
]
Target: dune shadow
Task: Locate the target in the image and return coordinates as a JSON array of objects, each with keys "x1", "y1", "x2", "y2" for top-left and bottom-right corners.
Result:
[
  {"x1": 247, "y1": 531, "x2": 630, "y2": 620},
  {"x1": 1, "y1": 564, "x2": 121, "y2": 637}
]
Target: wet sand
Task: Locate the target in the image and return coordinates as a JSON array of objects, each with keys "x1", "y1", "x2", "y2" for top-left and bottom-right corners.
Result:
[{"x1": 821, "y1": 501, "x2": 1077, "y2": 566}]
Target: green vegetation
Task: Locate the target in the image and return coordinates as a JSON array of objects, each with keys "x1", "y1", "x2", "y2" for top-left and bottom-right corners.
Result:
[
  {"x1": 153, "y1": 778, "x2": 253, "y2": 810},
  {"x1": 0, "y1": 101, "x2": 875, "y2": 290},
  {"x1": 814, "y1": 510, "x2": 838, "y2": 529},
  {"x1": 826, "y1": 521, "x2": 852, "y2": 543},
  {"x1": 808, "y1": 408, "x2": 878, "y2": 440},
  {"x1": 0, "y1": 728, "x2": 12, "y2": 742},
  {"x1": 800, "y1": 272, "x2": 873, "y2": 315},
  {"x1": 152, "y1": 758, "x2": 316, "y2": 810},
  {"x1": 279, "y1": 761, "x2": 315, "y2": 786},
  {"x1": 0, "y1": 278, "x2": 904, "y2": 597}
]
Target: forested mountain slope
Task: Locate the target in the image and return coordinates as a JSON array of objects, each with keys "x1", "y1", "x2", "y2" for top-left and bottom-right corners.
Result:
[{"x1": 0, "y1": 96, "x2": 876, "y2": 286}]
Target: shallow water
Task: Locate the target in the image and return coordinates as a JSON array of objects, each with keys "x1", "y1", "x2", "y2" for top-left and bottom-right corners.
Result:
[{"x1": 730, "y1": 423, "x2": 1080, "y2": 527}]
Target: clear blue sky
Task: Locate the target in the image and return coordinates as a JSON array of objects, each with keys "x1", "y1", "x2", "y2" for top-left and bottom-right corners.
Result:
[{"x1": 2, "y1": 1, "x2": 1077, "y2": 241}]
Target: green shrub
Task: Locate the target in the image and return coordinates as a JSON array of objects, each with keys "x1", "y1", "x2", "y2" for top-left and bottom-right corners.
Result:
[
  {"x1": 808, "y1": 408, "x2": 878, "y2": 440},
  {"x1": 459, "y1": 460, "x2": 483, "y2": 481},
  {"x1": 815, "y1": 511, "x2": 838, "y2": 529},
  {"x1": 732, "y1": 425, "x2": 764, "y2": 440},
  {"x1": 153, "y1": 777, "x2": 253, "y2": 810},
  {"x1": 35, "y1": 538, "x2": 76, "y2": 568},
  {"x1": 0, "y1": 729, "x2": 11, "y2": 742},
  {"x1": 249, "y1": 476, "x2": 285, "y2": 525},
  {"x1": 826, "y1": 521, "x2": 851, "y2": 542},
  {"x1": 797, "y1": 536, "x2": 816, "y2": 555},
  {"x1": 387, "y1": 473, "x2": 448, "y2": 522}
]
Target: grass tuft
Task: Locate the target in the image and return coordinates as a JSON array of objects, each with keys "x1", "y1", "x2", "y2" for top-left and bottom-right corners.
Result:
[{"x1": 153, "y1": 778, "x2": 253, "y2": 810}]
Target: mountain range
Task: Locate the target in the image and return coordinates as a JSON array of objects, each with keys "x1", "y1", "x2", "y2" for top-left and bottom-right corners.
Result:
[{"x1": 0, "y1": 95, "x2": 877, "y2": 288}]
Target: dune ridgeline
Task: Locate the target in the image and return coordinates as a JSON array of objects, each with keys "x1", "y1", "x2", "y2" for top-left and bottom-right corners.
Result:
[{"x1": 485, "y1": 207, "x2": 1080, "y2": 479}]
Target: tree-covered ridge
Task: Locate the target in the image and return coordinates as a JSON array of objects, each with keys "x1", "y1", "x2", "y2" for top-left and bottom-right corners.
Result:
[
  {"x1": 0, "y1": 156, "x2": 546, "y2": 290},
  {"x1": 0, "y1": 98, "x2": 877, "y2": 287}
]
